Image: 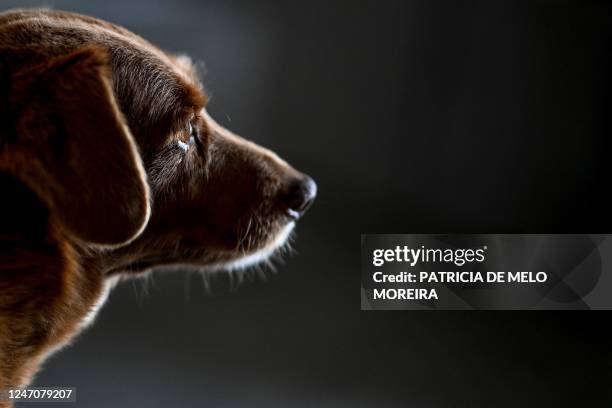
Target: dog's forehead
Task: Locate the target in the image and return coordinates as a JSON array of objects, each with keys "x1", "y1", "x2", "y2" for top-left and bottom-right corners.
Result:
[
  {"x1": 0, "y1": 9, "x2": 207, "y2": 146},
  {"x1": 1, "y1": 9, "x2": 198, "y2": 82}
]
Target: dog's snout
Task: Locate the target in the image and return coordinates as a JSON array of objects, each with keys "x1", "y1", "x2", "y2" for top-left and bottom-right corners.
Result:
[{"x1": 281, "y1": 175, "x2": 317, "y2": 219}]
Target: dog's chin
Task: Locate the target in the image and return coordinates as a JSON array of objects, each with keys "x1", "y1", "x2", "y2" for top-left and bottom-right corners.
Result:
[{"x1": 219, "y1": 220, "x2": 295, "y2": 271}]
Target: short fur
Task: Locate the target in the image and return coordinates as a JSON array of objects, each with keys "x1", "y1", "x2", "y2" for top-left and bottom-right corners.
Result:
[{"x1": 0, "y1": 9, "x2": 314, "y2": 400}]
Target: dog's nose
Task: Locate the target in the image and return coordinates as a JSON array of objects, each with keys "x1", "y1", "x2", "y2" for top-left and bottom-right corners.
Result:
[{"x1": 281, "y1": 175, "x2": 317, "y2": 219}]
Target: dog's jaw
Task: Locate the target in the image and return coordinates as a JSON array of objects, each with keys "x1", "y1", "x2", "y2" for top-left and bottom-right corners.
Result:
[
  {"x1": 219, "y1": 220, "x2": 295, "y2": 271},
  {"x1": 100, "y1": 220, "x2": 297, "y2": 276}
]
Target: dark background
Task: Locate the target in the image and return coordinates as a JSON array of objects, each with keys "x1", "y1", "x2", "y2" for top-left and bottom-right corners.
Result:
[{"x1": 3, "y1": 0, "x2": 611, "y2": 406}]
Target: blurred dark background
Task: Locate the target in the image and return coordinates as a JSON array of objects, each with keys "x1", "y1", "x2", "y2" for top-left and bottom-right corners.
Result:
[{"x1": 3, "y1": 0, "x2": 611, "y2": 406}]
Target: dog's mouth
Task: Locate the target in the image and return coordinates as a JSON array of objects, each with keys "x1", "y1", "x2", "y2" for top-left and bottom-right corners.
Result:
[
  {"x1": 219, "y1": 219, "x2": 295, "y2": 271},
  {"x1": 221, "y1": 210, "x2": 297, "y2": 269},
  {"x1": 104, "y1": 214, "x2": 296, "y2": 276}
]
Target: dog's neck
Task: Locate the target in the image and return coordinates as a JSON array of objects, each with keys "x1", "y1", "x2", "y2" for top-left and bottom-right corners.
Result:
[{"x1": 0, "y1": 174, "x2": 108, "y2": 390}]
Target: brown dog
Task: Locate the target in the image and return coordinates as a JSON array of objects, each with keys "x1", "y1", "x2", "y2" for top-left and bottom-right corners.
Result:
[{"x1": 0, "y1": 8, "x2": 316, "y2": 395}]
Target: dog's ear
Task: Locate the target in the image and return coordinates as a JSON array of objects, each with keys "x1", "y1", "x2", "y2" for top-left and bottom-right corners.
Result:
[{"x1": 5, "y1": 46, "x2": 151, "y2": 246}]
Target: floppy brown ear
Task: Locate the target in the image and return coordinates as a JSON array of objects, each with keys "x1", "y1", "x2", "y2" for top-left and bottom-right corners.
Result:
[{"x1": 4, "y1": 46, "x2": 151, "y2": 245}]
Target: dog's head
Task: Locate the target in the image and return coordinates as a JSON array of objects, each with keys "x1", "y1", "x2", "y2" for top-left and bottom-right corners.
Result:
[{"x1": 0, "y1": 9, "x2": 316, "y2": 273}]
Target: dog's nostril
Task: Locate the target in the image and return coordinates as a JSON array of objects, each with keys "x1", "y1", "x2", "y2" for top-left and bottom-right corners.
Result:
[{"x1": 282, "y1": 175, "x2": 317, "y2": 219}]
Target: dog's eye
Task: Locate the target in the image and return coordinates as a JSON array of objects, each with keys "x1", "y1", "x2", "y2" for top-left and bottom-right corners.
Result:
[{"x1": 177, "y1": 121, "x2": 198, "y2": 152}]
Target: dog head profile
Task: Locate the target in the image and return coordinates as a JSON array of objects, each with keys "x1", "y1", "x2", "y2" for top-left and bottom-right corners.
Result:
[
  {"x1": 0, "y1": 9, "x2": 316, "y2": 275},
  {"x1": 0, "y1": 9, "x2": 316, "y2": 392}
]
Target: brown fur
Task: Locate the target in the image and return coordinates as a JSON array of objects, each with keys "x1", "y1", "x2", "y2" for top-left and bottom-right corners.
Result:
[{"x1": 0, "y1": 9, "x2": 315, "y2": 401}]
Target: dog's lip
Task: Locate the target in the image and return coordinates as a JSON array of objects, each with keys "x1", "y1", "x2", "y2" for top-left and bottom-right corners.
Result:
[{"x1": 286, "y1": 208, "x2": 302, "y2": 220}]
